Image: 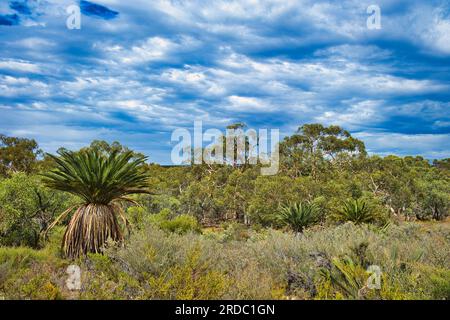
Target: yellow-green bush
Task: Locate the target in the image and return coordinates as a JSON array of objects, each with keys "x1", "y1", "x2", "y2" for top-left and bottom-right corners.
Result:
[
  {"x1": 145, "y1": 247, "x2": 230, "y2": 299},
  {"x1": 146, "y1": 209, "x2": 201, "y2": 234},
  {"x1": 159, "y1": 214, "x2": 201, "y2": 234},
  {"x1": 0, "y1": 246, "x2": 66, "y2": 299},
  {"x1": 0, "y1": 221, "x2": 449, "y2": 300}
]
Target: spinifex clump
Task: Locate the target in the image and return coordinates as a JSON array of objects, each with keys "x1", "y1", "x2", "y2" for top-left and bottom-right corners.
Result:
[{"x1": 42, "y1": 149, "x2": 150, "y2": 258}]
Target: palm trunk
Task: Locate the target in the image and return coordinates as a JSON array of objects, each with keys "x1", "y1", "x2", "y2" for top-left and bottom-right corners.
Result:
[{"x1": 62, "y1": 203, "x2": 123, "y2": 259}]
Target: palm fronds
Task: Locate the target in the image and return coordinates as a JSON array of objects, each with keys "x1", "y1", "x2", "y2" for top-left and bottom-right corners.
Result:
[
  {"x1": 335, "y1": 199, "x2": 375, "y2": 224},
  {"x1": 319, "y1": 256, "x2": 369, "y2": 299},
  {"x1": 42, "y1": 149, "x2": 149, "y2": 204},
  {"x1": 277, "y1": 202, "x2": 321, "y2": 233},
  {"x1": 42, "y1": 148, "x2": 150, "y2": 258}
]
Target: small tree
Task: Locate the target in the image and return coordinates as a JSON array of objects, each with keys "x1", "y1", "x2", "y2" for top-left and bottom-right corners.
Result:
[
  {"x1": 0, "y1": 173, "x2": 71, "y2": 247},
  {"x1": 42, "y1": 149, "x2": 150, "y2": 258},
  {"x1": 0, "y1": 134, "x2": 42, "y2": 176}
]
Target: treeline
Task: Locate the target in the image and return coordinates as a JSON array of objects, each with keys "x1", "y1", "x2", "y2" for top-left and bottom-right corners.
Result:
[
  {"x1": 144, "y1": 124, "x2": 449, "y2": 226},
  {"x1": 0, "y1": 124, "x2": 449, "y2": 248}
]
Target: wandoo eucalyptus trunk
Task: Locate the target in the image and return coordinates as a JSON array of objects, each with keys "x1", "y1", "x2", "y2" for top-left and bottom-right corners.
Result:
[{"x1": 62, "y1": 203, "x2": 123, "y2": 259}]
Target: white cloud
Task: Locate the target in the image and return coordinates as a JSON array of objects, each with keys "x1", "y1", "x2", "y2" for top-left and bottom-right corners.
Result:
[
  {"x1": 0, "y1": 76, "x2": 49, "y2": 98},
  {"x1": 0, "y1": 0, "x2": 448, "y2": 161},
  {"x1": 12, "y1": 37, "x2": 55, "y2": 49},
  {"x1": 408, "y1": 6, "x2": 450, "y2": 56},
  {"x1": 315, "y1": 45, "x2": 392, "y2": 61},
  {"x1": 0, "y1": 59, "x2": 41, "y2": 73},
  {"x1": 101, "y1": 36, "x2": 201, "y2": 65},
  {"x1": 315, "y1": 100, "x2": 385, "y2": 129},
  {"x1": 430, "y1": 15, "x2": 450, "y2": 55},
  {"x1": 225, "y1": 95, "x2": 273, "y2": 112},
  {"x1": 120, "y1": 37, "x2": 174, "y2": 64},
  {"x1": 160, "y1": 67, "x2": 226, "y2": 96},
  {"x1": 355, "y1": 131, "x2": 450, "y2": 158}
]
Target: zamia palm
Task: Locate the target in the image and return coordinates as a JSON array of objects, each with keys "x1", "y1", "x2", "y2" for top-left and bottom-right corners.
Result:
[
  {"x1": 278, "y1": 202, "x2": 321, "y2": 233},
  {"x1": 336, "y1": 199, "x2": 375, "y2": 224},
  {"x1": 42, "y1": 149, "x2": 150, "y2": 258}
]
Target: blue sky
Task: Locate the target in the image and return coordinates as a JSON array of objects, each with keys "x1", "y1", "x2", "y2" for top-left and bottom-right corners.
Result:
[{"x1": 0, "y1": 0, "x2": 449, "y2": 163}]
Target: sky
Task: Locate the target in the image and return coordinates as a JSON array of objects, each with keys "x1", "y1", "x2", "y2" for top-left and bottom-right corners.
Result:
[{"x1": 0, "y1": 0, "x2": 449, "y2": 164}]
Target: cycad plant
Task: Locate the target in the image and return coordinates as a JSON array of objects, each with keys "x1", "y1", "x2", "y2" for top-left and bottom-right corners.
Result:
[
  {"x1": 42, "y1": 149, "x2": 150, "y2": 258},
  {"x1": 319, "y1": 256, "x2": 371, "y2": 299},
  {"x1": 277, "y1": 202, "x2": 321, "y2": 233},
  {"x1": 336, "y1": 199, "x2": 375, "y2": 224}
]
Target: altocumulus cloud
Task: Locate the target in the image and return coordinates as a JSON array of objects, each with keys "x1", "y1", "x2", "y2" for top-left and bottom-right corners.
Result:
[{"x1": 0, "y1": 0, "x2": 449, "y2": 163}]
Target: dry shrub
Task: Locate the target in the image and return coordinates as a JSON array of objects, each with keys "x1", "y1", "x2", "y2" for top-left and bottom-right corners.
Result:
[{"x1": 0, "y1": 221, "x2": 448, "y2": 299}]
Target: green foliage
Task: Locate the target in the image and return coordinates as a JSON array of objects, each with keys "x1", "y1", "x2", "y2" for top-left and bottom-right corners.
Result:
[
  {"x1": 160, "y1": 214, "x2": 201, "y2": 234},
  {"x1": 137, "y1": 194, "x2": 181, "y2": 215},
  {"x1": 280, "y1": 124, "x2": 366, "y2": 178},
  {"x1": 0, "y1": 134, "x2": 42, "y2": 177},
  {"x1": 0, "y1": 128, "x2": 449, "y2": 299},
  {"x1": 80, "y1": 253, "x2": 142, "y2": 300},
  {"x1": 132, "y1": 125, "x2": 449, "y2": 227},
  {"x1": 79, "y1": 140, "x2": 145, "y2": 160},
  {"x1": 41, "y1": 147, "x2": 151, "y2": 258},
  {"x1": 147, "y1": 209, "x2": 201, "y2": 234},
  {"x1": 335, "y1": 199, "x2": 376, "y2": 224},
  {"x1": 219, "y1": 222, "x2": 251, "y2": 242},
  {"x1": 145, "y1": 247, "x2": 230, "y2": 299},
  {"x1": 247, "y1": 175, "x2": 300, "y2": 226},
  {"x1": 433, "y1": 158, "x2": 450, "y2": 171},
  {"x1": 318, "y1": 256, "x2": 368, "y2": 299},
  {"x1": 126, "y1": 206, "x2": 147, "y2": 228},
  {"x1": 0, "y1": 173, "x2": 73, "y2": 248},
  {"x1": 277, "y1": 202, "x2": 321, "y2": 232},
  {"x1": 415, "y1": 178, "x2": 450, "y2": 221},
  {"x1": 42, "y1": 149, "x2": 150, "y2": 205},
  {"x1": 0, "y1": 221, "x2": 448, "y2": 300},
  {"x1": 427, "y1": 267, "x2": 450, "y2": 299},
  {"x1": 0, "y1": 246, "x2": 66, "y2": 299}
]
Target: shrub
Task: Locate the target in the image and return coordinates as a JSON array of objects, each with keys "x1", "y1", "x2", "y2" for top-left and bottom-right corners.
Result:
[
  {"x1": 137, "y1": 194, "x2": 181, "y2": 215},
  {"x1": 1, "y1": 219, "x2": 449, "y2": 300},
  {"x1": 415, "y1": 179, "x2": 450, "y2": 221},
  {"x1": 0, "y1": 173, "x2": 74, "y2": 248},
  {"x1": 126, "y1": 206, "x2": 147, "y2": 229},
  {"x1": 0, "y1": 246, "x2": 66, "y2": 299},
  {"x1": 334, "y1": 199, "x2": 376, "y2": 225},
  {"x1": 277, "y1": 202, "x2": 321, "y2": 233},
  {"x1": 318, "y1": 256, "x2": 376, "y2": 299},
  {"x1": 80, "y1": 253, "x2": 143, "y2": 299},
  {"x1": 160, "y1": 214, "x2": 201, "y2": 234},
  {"x1": 145, "y1": 247, "x2": 230, "y2": 299},
  {"x1": 427, "y1": 267, "x2": 450, "y2": 299},
  {"x1": 148, "y1": 210, "x2": 201, "y2": 234}
]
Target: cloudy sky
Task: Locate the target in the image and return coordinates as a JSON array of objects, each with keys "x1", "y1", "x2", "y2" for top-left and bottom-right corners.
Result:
[{"x1": 0, "y1": 0, "x2": 449, "y2": 163}]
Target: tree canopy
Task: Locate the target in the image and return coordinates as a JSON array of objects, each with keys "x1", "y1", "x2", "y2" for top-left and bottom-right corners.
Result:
[{"x1": 0, "y1": 134, "x2": 42, "y2": 176}]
